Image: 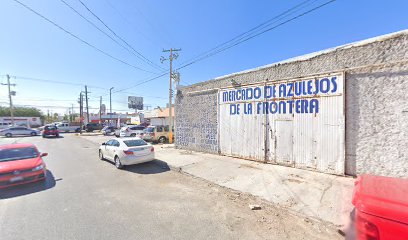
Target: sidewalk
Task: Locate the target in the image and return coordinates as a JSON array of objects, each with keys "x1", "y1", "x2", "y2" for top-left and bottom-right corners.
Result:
[
  {"x1": 155, "y1": 145, "x2": 354, "y2": 228},
  {"x1": 80, "y1": 135, "x2": 354, "y2": 228}
]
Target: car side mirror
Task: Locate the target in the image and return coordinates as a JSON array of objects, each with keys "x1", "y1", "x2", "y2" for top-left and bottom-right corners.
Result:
[
  {"x1": 102, "y1": 142, "x2": 106, "y2": 145},
  {"x1": 40, "y1": 153, "x2": 48, "y2": 157}
]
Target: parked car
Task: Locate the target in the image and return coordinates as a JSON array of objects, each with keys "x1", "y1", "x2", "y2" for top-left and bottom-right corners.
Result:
[
  {"x1": 142, "y1": 125, "x2": 174, "y2": 143},
  {"x1": 42, "y1": 125, "x2": 59, "y2": 138},
  {"x1": 0, "y1": 122, "x2": 11, "y2": 129},
  {"x1": 85, "y1": 123, "x2": 103, "y2": 132},
  {"x1": 102, "y1": 126, "x2": 117, "y2": 135},
  {"x1": 0, "y1": 126, "x2": 40, "y2": 137},
  {"x1": 55, "y1": 122, "x2": 80, "y2": 133},
  {"x1": 117, "y1": 125, "x2": 145, "y2": 138},
  {"x1": 351, "y1": 174, "x2": 408, "y2": 240},
  {"x1": 98, "y1": 137, "x2": 154, "y2": 169},
  {"x1": 0, "y1": 143, "x2": 48, "y2": 188}
]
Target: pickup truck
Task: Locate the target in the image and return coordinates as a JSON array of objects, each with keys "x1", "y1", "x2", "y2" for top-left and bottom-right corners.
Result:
[
  {"x1": 351, "y1": 174, "x2": 408, "y2": 240},
  {"x1": 56, "y1": 123, "x2": 81, "y2": 133}
]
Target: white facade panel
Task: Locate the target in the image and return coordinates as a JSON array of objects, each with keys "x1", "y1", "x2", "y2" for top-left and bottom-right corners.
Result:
[
  {"x1": 219, "y1": 101, "x2": 265, "y2": 161},
  {"x1": 219, "y1": 73, "x2": 345, "y2": 175}
]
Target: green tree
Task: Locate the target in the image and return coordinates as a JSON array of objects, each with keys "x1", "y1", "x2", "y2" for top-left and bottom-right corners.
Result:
[{"x1": 0, "y1": 106, "x2": 43, "y2": 117}]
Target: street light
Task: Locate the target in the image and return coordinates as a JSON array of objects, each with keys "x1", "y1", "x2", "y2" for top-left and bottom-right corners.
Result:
[{"x1": 109, "y1": 87, "x2": 114, "y2": 125}]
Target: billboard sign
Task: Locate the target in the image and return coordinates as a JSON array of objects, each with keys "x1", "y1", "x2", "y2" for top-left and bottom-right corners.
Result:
[{"x1": 128, "y1": 96, "x2": 143, "y2": 110}]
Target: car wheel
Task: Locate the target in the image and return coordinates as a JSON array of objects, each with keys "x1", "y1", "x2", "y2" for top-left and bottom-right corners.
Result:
[
  {"x1": 130, "y1": 133, "x2": 136, "y2": 137},
  {"x1": 99, "y1": 150, "x2": 104, "y2": 160},
  {"x1": 75, "y1": 128, "x2": 80, "y2": 133},
  {"x1": 5, "y1": 133, "x2": 12, "y2": 138},
  {"x1": 31, "y1": 132, "x2": 37, "y2": 136},
  {"x1": 159, "y1": 136, "x2": 166, "y2": 144},
  {"x1": 114, "y1": 156, "x2": 123, "y2": 169}
]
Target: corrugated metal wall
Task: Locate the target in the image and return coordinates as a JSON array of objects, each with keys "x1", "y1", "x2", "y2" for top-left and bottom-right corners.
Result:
[{"x1": 219, "y1": 73, "x2": 345, "y2": 175}]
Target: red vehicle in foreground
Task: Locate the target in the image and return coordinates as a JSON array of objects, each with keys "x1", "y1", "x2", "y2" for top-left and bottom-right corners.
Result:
[
  {"x1": 0, "y1": 143, "x2": 48, "y2": 189},
  {"x1": 352, "y1": 174, "x2": 408, "y2": 240}
]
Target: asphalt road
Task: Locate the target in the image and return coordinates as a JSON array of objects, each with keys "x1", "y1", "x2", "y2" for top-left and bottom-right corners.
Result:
[{"x1": 0, "y1": 134, "x2": 341, "y2": 240}]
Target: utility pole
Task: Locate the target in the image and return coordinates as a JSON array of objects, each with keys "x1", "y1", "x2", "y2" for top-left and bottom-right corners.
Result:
[
  {"x1": 99, "y1": 96, "x2": 102, "y2": 124},
  {"x1": 79, "y1": 92, "x2": 83, "y2": 134},
  {"x1": 1, "y1": 75, "x2": 16, "y2": 126},
  {"x1": 71, "y1": 104, "x2": 74, "y2": 122},
  {"x1": 85, "y1": 86, "x2": 90, "y2": 124},
  {"x1": 109, "y1": 87, "x2": 114, "y2": 126},
  {"x1": 161, "y1": 48, "x2": 181, "y2": 144}
]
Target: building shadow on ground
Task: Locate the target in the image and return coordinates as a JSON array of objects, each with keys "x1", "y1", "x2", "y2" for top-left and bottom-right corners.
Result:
[
  {"x1": 0, "y1": 170, "x2": 58, "y2": 200},
  {"x1": 124, "y1": 160, "x2": 170, "y2": 175}
]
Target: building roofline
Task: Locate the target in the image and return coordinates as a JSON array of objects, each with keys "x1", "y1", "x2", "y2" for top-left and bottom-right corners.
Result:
[{"x1": 181, "y1": 29, "x2": 408, "y2": 89}]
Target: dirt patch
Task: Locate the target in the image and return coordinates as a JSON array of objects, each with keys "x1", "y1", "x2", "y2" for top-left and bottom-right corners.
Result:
[
  {"x1": 239, "y1": 163, "x2": 262, "y2": 170},
  {"x1": 172, "y1": 170, "x2": 343, "y2": 240}
]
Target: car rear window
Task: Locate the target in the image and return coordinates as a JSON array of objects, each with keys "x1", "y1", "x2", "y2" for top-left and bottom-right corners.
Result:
[
  {"x1": 123, "y1": 139, "x2": 148, "y2": 147},
  {"x1": 45, "y1": 126, "x2": 57, "y2": 130},
  {"x1": 0, "y1": 147, "x2": 38, "y2": 162}
]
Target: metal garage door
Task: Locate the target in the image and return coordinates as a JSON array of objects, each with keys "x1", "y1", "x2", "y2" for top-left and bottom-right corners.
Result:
[{"x1": 219, "y1": 72, "x2": 345, "y2": 175}]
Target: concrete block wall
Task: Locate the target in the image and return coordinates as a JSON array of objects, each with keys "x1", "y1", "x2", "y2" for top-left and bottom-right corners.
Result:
[{"x1": 175, "y1": 30, "x2": 408, "y2": 177}]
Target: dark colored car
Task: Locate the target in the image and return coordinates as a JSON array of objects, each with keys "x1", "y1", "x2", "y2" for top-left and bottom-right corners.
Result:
[
  {"x1": 42, "y1": 125, "x2": 59, "y2": 138},
  {"x1": 85, "y1": 123, "x2": 103, "y2": 132}
]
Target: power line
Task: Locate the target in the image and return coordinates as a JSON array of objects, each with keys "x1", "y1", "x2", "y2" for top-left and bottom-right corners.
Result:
[
  {"x1": 77, "y1": 0, "x2": 163, "y2": 71},
  {"x1": 177, "y1": 0, "x2": 315, "y2": 68},
  {"x1": 110, "y1": 71, "x2": 168, "y2": 94},
  {"x1": 12, "y1": 0, "x2": 155, "y2": 73},
  {"x1": 58, "y1": 0, "x2": 158, "y2": 69},
  {"x1": 10, "y1": 75, "x2": 107, "y2": 89},
  {"x1": 175, "y1": 0, "x2": 336, "y2": 71},
  {"x1": 110, "y1": 0, "x2": 336, "y2": 91},
  {"x1": 103, "y1": 0, "x2": 166, "y2": 52}
]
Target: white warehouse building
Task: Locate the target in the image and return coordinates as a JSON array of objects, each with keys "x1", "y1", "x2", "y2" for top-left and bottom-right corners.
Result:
[{"x1": 175, "y1": 30, "x2": 408, "y2": 178}]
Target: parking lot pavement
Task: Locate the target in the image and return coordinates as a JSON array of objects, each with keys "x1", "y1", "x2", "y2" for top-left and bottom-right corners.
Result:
[{"x1": 0, "y1": 135, "x2": 342, "y2": 240}]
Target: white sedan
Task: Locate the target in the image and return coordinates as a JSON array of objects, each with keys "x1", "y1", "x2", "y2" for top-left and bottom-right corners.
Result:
[{"x1": 98, "y1": 137, "x2": 155, "y2": 169}]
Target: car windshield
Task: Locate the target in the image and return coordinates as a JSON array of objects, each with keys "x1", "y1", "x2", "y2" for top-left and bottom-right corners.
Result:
[
  {"x1": 123, "y1": 139, "x2": 148, "y2": 147},
  {"x1": 0, "y1": 147, "x2": 38, "y2": 162},
  {"x1": 45, "y1": 126, "x2": 56, "y2": 130}
]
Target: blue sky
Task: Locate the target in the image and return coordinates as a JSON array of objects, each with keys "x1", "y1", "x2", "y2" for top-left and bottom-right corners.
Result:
[{"x1": 0, "y1": 0, "x2": 407, "y2": 115}]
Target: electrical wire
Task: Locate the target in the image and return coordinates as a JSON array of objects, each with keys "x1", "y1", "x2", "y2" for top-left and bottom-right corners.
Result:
[
  {"x1": 12, "y1": 0, "x2": 155, "y2": 73},
  {"x1": 177, "y1": 0, "x2": 316, "y2": 68},
  {"x1": 10, "y1": 75, "x2": 107, "y2": 89},
  {"x1": 59, "y1": 0, "x2": 159, "y2": 71},
  {"x1": 175, "y1": 0, "x2": 336, "y2": 72},
  {"x1": 104, "y1": 0, "x2": 167, "y2": 54},
  {"x1": 112, "y1": 0, "x2": 336, "y2": 91},
  {"x1": 77, "y1": 0, "x2": 163, "y2": 72}
]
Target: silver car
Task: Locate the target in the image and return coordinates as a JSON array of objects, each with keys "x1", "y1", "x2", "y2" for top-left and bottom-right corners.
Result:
[{"x1": 0, "y1": 127, "x2": 40, "y2": 137}]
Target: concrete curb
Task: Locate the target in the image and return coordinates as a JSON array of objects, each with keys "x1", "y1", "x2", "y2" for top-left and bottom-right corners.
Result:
[{"x1": 74, "y1": 132, "x2": 103, "y2": 136}]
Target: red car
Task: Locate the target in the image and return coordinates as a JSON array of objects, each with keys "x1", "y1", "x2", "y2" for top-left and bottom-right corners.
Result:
[
  {"x1": 0, "y1": 143, "x2": 48, "y2": 189},
  {"x1": 352, "y1": 174, "x2": 408, "y2": 240},
  {"x1": 42, "y1": 125, "x2": 59, "y2": 138}
]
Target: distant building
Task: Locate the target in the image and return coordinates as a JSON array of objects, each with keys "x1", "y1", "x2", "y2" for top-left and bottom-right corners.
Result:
[
  {"x1": 144, "y1": 107, "x2": 174, "y2": 126},
  {"x1": 0, "y1": 116, "x2": 42, "y2": 127}
]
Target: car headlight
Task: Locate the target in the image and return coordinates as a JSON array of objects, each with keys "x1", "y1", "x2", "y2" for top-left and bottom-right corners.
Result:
[{"x1": 32, "y1": 164, "x2": 45, "y2": 171}]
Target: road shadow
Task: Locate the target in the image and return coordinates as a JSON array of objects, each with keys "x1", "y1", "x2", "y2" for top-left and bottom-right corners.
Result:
[
  {"x1": 0, "y1": 170, "x2": 57, "y2": 199},
  {"x1": 124, "y1": 160, "x2": 170, "y2": 175},
  {"x1": 1, "y1": 135, "x2": 41, "y2": 139},
  {"x1": 42, "y1": 135, "x2": 64, "y2": 139}
]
